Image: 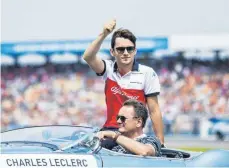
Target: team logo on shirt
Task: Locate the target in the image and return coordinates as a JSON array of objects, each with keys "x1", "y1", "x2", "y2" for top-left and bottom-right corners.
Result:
[
  {"x1": 130, "y1": 81, "x2": 142, "y2": 84},
  {"x1": 111, "y1": 86, "x2": 139, "y2": 99}
]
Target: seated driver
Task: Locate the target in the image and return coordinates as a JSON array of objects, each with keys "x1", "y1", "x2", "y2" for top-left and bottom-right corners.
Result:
[{"x1": 97, "y1": 99, "x2": 161, "y2": 156}]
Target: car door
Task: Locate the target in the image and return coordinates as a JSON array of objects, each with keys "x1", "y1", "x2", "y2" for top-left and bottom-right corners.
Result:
[{"x1": 101, "y1": 154, "x2": 186, "y2": 167}]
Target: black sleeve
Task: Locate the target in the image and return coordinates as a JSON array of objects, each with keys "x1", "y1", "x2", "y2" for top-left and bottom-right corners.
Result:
[
  {"x1": 145, "y1": 92, "x2": 160, "y2": 97},
  {"x1": 96, "y1": 60, "x2": 106, "y2": 76}
]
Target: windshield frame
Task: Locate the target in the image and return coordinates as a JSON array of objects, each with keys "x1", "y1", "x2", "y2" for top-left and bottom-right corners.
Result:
[{"x1": 1, "y1": 125, "x2": 99, "y2": 153}]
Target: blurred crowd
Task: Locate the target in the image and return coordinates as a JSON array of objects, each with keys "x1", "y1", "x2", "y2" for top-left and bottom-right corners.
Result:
[{"x1": 1, "y1": 57, "x2": 229, "y2": 135}]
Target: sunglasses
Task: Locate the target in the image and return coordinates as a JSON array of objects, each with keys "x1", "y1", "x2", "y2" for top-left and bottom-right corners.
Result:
[
  {"x1": 115, "y1": 46, "x2": 135, "y2": 54},
  {"x1": 116, "y1": 115, "x2": 138, "y2": 123}
]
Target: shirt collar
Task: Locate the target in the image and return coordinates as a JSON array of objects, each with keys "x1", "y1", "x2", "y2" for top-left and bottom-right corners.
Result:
[{"x1": 113, "y1": 59, "x2": 139, "y2": 72}]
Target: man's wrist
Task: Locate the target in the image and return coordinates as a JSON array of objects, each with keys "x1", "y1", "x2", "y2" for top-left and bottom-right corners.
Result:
[
  {"x1": 99, "y1": 32, "x2": 108, "y2": 38},
  {"x1": 113, "y1": 131, "x2": 121, "y2": 141},
  {"x1": 161, "y1": 144, "x2": 166, "y2": 148}
]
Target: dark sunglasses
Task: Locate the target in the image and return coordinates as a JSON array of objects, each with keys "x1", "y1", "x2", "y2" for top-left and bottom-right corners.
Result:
[
  {"x1": 115, "y1": 46, "x2": 135, "y2": 54},
  {"x1": 116, "y1": 115, "x2": 138, "y2": 123}
]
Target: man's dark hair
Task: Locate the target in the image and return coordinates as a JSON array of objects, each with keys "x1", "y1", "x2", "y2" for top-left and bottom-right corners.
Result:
[
  {"x1": 123, "y1": 99, "x2": 148, "y2": 128},
  {"x1": 111, "y1": 28, "x2": 137, "y2": 49}
]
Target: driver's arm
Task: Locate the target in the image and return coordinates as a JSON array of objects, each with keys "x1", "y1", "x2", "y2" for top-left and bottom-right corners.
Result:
[
  {"x1": 114, "y1": 133, "x2": 156, "y2": 156},
  {"x1": 97, "y1": 131, "x2": 156, "y2": 156}
]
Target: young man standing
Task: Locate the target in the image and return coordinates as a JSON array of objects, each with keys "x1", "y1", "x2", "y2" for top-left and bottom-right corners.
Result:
[{"x1": 83, "y1": 19, "x2": 164, "y2": 146}]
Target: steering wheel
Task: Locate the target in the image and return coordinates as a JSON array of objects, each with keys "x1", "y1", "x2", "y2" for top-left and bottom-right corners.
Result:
[
  {"x1": 82, "y1": 135, "x2": 101, "y2": 153},
  {"x1": 60, "y1": 132, "x2": 101, "y2": 154}
]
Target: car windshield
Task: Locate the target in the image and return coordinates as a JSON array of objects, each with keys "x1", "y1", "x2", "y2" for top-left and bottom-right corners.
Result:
[{"x1": 1, "y1": 125, "x2": 99, "y2": 153}]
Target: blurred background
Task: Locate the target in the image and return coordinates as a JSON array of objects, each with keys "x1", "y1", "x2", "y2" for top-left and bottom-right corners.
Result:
[{"x1": 1, "y1": 0, "x2": 229, "y2": 150}]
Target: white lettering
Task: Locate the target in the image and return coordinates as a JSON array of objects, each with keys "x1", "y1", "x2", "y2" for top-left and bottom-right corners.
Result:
[{"x1": 111, "y1": 86, "x2": 139, "y2": 99}]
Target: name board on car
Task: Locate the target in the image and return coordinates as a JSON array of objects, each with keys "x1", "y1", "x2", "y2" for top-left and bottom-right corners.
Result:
[{"x1": 0, "y1": 154, "x2": 98, "y2": 168}]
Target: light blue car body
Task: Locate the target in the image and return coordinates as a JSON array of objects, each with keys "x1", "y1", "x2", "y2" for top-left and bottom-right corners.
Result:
[{"x1": 1, "y1": 125, "x2": 229, "y2": 167}]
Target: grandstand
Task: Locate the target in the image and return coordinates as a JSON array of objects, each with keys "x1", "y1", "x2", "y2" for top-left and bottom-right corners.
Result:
[{"x1": 1, "y1": 36, "x2": 229, "y2": 138}]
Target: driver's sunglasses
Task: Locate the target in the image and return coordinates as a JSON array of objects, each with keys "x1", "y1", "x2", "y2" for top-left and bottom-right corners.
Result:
[
  {"x1": 116, "y1": 115, "x2": 138, "y2": 123},
  {"x1": 115, "y1": 46, "x2": 135, "y2": 54}
]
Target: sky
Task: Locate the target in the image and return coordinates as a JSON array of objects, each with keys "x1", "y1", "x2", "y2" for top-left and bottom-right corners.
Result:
[{"x1": 1, "y1": 0, "x2": 229, "y2": 42}]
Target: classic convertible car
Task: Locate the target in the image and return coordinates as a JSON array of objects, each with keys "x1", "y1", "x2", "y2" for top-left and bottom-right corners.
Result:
[{"x1": 1, "y1": 125, "x2": 229, "y2": 167}]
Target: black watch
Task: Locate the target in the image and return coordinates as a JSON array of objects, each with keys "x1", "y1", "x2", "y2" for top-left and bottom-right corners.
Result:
[{"x1": 161, "y1": 144, "x2": 166, "y2": 148}]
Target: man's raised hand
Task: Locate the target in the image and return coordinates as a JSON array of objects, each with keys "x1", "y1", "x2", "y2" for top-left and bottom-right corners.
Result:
[{"x1": 103, "y1": 19, "x2": 116, "y2": 36}]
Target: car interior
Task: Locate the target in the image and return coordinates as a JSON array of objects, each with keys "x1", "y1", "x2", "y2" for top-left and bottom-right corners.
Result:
[
  {"x1": 161, "y1": 148, "x2": 191, "y2": 158},
  {"x1": 100, "y1": 146, "x2": 191, "y2": 159}
]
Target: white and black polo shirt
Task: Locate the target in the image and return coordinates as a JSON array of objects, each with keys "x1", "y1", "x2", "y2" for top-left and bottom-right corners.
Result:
[{"x1": 97, "y1": 60, "x2": 160, "y2": 128}]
